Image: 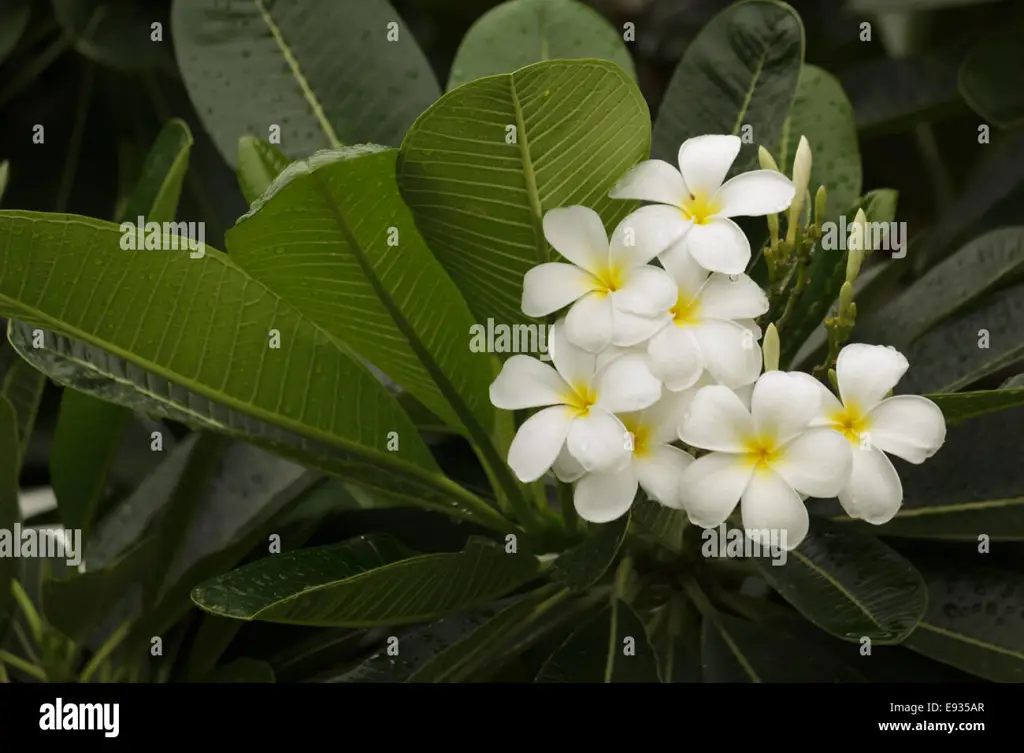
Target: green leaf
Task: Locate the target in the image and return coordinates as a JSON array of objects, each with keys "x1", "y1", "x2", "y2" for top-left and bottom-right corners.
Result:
[
  {"x1": 960, "y1": 33, "x2": 1024, "y2": 129},
  {"x1": 701, "y1": 613, "x2": 865, "y2": 682},
  {"x1": 927, "y1": 388, "x2": 1024, "y2": 425},
  {"x1": 0, "y1": 0, "x2": 30, "y2": 65},
  {"x1": 899, "y1": 281, "x2": 1024, "y2": 394},
  {"x1": 551, "y1": 511, "x2": 629, "y2": 592},
  {"x1": 0, "y1": 160, "x2": 8, "y2": 204},
  {"x1": 50, "y1": 389, "x2": 129, "y2": 536},
  {"x1": 0, "y1": 212, "x2": 506, "y2": 530},
  {"x1": 754, "y1": 519, "x2": 927, "y2": 643},
  {"x1": 192, "y1": 535, "x2": 541, "y2": 627},
  {"x1": 0, "y1": 396, "x2": 20, "y2": 625},
  {"x1": 904, "y1": 560, "x2": 1024, "y2": 682},
  {"x1": 205, "y1": 658, "x2": 275, "y2": 683},
  {"x1": 778, "y1": 64, "x2": 861, "y2": 221},
  {"x1": 53, "y1": 0, "x2": 174, "y2": 72},
  {"x1": 848, "y1": 0, "x2": 1003, "y2": 10},
  {"x1": 535, "y1": 599, "x2": 660, "y2": 682},
  {"x1": 629, "y1": 497, "x2": 688, "y2": 554},
  {"x1": 396, "y1": 59, "x2": 650, "y2": 326},
  {"x1": 447, "y1": 0, "x2": 635, "y2": 90},
  {"x1": 0, "y1": 335, "x2": 46, "y2": 461},
  {"x1": 652, "y1": 0, "x2": 804, "y2": 168},
  {"x1": 172, "y1": 0, "x2": 440, "y2": 166},
  {"x1": 829, "y1": 405, "x2": 1024, "y2": 540},
  {"x1": 858, "y1": 227, "x2": 1024, "y2": 348},
  {"x1": 778, "y1": 188, "x2": 898, "y2": 367},
  {"x1": 227, "y1": 145, "x2": 498, "y2": 444},
  {"x1": 1002, "y1": 373, "x2": 1024, "y2": 389},
  {"x1": 236, "y1": 136, "x2": 291, "y2": 205}
]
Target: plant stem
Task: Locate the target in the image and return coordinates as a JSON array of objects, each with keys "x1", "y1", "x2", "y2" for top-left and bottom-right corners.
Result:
[
  {"x1": 80, "y1": 618, "x2": 133, "y2": 683},
  {"x1": 0, "y1": 651, "x2": 47, "y2": 681},
  {"x1": 12, "y1": 621, "x2": 40, "y2": 666},
  {"x1": 11, "y1": 580, "x2": 43, "y2": 645}
]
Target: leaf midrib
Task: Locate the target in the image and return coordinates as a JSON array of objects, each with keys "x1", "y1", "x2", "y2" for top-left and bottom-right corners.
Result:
[{"x1": 508, "y1": 73, "x2": 547, "y2": 264}]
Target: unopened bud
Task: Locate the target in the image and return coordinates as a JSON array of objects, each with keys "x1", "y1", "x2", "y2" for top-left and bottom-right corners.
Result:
[
  {"x1": 827, "y1": 368, "x2": 839, "y2": 393},
  {"x1": 758, "y1": 146, "x2": 779, "y2": 172},
  {"x1": 762, "y1": 324, "x2": 780, "y2": 372},
  {"x1": 839, "y1": 281, "x2": 854, "y2": 315},
  {"x1": 814, "y1": 185, "x2": 827, "y2": 225}
]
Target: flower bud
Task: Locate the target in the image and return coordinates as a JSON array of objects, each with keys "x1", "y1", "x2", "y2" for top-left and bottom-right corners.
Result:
[
  {"x1": 838, "y1": 280, "x2": 854, "y2": 315},
  {"x1": 846, "y1": 208, "x2": 867, "y2": 281},
  {"x1": 762, "y1": 323, "x2": 780, "y2": 372},
  {"x1": 788, "y1": 137, "x2": 812, "y2": 215},
  {"x1": 758, "y1": 146, "x2": 779, "y2": 172},
  {"x1": 814, "y1": 185, "x2": 827, "y2": 225},
  {"x1": 828, "y1": 368, "x2": 839, "y2": 393}
]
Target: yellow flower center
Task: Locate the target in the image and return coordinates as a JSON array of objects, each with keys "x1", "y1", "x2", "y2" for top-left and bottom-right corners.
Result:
[
  {"x1": 742, "y1": 435, "x2": 781, "y2": 473},
  {"x1": 564, "y1": 382, "x2": 598, "y2": 416},
  {"x1": 671, "y1": 294, "x2": 701, "y2": 326},
  {"x1": 590, "y1": 260, "x2": 625, "y2": 296},
  {"x1": 828, "y1": 404, "x2": 870, "y2": 445},
  {"x1": 621, "y1": 416, "x2": 652, "y2": 458},
  {"x1": 681, "y1": 191, "x2": 720, "y2": 225}
]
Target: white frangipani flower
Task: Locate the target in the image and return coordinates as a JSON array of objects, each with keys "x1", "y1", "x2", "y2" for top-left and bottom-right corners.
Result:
[
  {"x1": 677, "y1": 371, "x2": 853, "y2": 550},
  {"x1": 610, "y1": 134, "x2": 796, "y2": 275},
  {"x1": 489, "y1": 320, "x2": 661, "y2": 483},
  {"x1": 522, "y1": 205, "x2": 680, "y2": 353},
  {"x1": 553, "y1": 390, "x2": 696, "y2": 523},
  {"x1": 647, "y1": 244, "x2": 768, "y2": 390},
  {"x1": 801, "y1": 343, "x2": 946, "y2": 525}
]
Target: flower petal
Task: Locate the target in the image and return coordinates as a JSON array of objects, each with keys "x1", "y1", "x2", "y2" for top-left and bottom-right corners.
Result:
[
  {"x1": 713, "y1": 170, "x2": 796, "y2": 217},
  {"x1": 677, "y1": 135, "x2": 740, "y2": 197},
  {"x1": 679, "y1": 385, "x2": 755, "y2": 452},
  {"x1": 594, "y1": 353, "x2": 662, "y2": 413},
  {"x1": 659, "y1": 238, "x2": 709, "y2": 299},
  {"x1": 836, "y1": 343, "x2": 909, "y2": 412},
  {"x1": 691, "y1": 318, "x2": 763, "y2": 389},
  {"x1": 611, "y1": 309, "x2": 673, "y2": 348},
  {"x1": 508, "y1": 406, "x2": 574, "y2": 482},
  {"x1": 771, "y1": 427, "x2": 853, "y2": 498},
  {"x1": 553, "y1": 444, "x2": 586, "y2": 483},
  {"x1": 565, "y1": 292, "x2": 614, "y2": 353},
  {"x1": 613, "y1": 265, "x2": 678, "y2": 316},
  {"x1": 740, "y1": 469, "x2": 808, "y2": 551},
  {"x1": 550, "y1": 318, "x2": 597, "y2": 388},
  {"x1": 685, "y1": 218, "x2": 751, "y2": 275},
  {"x1": 698, "y1": 273, "x2": 769, "y2": 320},
  {"x1": 594, "y1": 343, "x2": 645, "y2": 372},
  {"x1": 489, "y1": 355, "x2": 568, "y2": 409},
  {"x1": 678, "y1": 451, "x2": 752, "y2": 527},
  {"x1": 609, "y1": 205, "x2": 693, "y2": 267},
  {"x1": 647, "y1": 324, "x2": 703, "y2": 392},
  {"x1": 542, "y1": 205, "x2": 608, "y2": 274},
  {"x1": 609, "y1": 159, "x2": 688, "y2": 206},
  {"x1": 868, "y1": 395, "x2": 947, "y2": 464},
  {"x1": 838, "y1": 446, "x2": 903, "y2": 525},
  {"x1": 642, "y1": 385, "x2": 703, "y2": 443},
  {"x1": 522, "y1": 262, "x2": 601, "y2": 317},
  {"x1": 789, "y1": 372, "x2": 844, "y2": 422},
  {"x1": 574, "y1": 465, "x2": 639, "y2": 523},
  {"x1": 636, "y1": 444, "x2": 694, "y2": 507},
  {"x1": 750, "y1": 370, "x2": 822, "y2": 443},
  {"x1": 566, "y1": 407, "x2": 632, "y2": 473}
]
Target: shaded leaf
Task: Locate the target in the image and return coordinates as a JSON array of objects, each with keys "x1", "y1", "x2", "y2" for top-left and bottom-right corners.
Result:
[
  {"x1": 236, "y1": 136, "x2": 291, "y2": 205},
  {"x1": 447, "y1": 0, "x2": 635, "y2": 90},
  {"x1": 172, "y1": 0, "x2": 440, "y2": 166},
  {"x1": 0, "y1": 396, "x2": 20, "y2": 626},
  {"x1": 192, "y1": 535, "x2": 540, "y2": 627},
  {"x1": 0, "y1": 332, "x2": 46, "y2": 460},
  {"x1": 928, "y1": 388, "x2": 1024, "y2": 425},
  {"x1": 551, "y1": 511, "x2": 629, "y2": 592},
  {"x1": 960, "y1": 33, "x2": 1024, "y2": 129},
  {"x1": 652, "y1": 0, "x2": 803, "y2": 169},
  {"x1": 535, "y1": 600, "x2": 660, "y2": 682},
  {"x1": 754, "y1": 519, "x2": 927, "y2": 643},
  {"x1": 53, "y1": 0, "x2": 174, "y2": 72},
  {"x1": 205, "y1": 658, "x2": 275, "y2": 683},
  {"x1": 0, "y1": 0, "x2": 30, "y2": 65},
  {"x1": 630, "y1": 497, "x2": 688, "y2": 554},
  {"x1": 397, "y1": 59, "x2": 650, "y2": 327}
]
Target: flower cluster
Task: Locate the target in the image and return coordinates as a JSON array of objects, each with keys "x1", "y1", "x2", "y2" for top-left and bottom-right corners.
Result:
[{"x1": 489, "y1": 134, "x2": 947, "y2": 549}]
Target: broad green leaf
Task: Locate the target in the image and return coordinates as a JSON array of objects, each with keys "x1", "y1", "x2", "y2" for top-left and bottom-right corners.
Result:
[
  {"x1": 227, "y1": 146, "x2": 498, "y2": 444},
  {"x1": 0, "y1": 334, "x2": 46, "y2": 460},
  {"x1": 551, "y1": 511, "x2": 629, "y2": 592},
  {"x1": 53, "y1": 0, "x2": 175, "y2": 72},
  {"x1": 859, "y1": 227, "x2": 1024, "y2": 348},
  {"x1": 927, "y1": 388, "x2": 1024, "y2": 425},
  {"x1": 0, "y1": 212, "x2": 506, "y2": 530},
  {"x1": 651, "y1": 0, "x2": 804, "y2": 168},
  {"x1": 754, "y1": 520, "x2": 927, "y2": 643},
  {"x1": 0, "y1": 396, "x2": 19, "y2": 626},
  {"x1": 206, "y1": 658, "x2": 275, "y2": 683},
  {"x1": 192, "y1": 535, "x2": 541, "y2": 627},
  {"x1": 778, "y1": 189, "x2": 898, "y2": 367},
  {"x1": 535, "y1": 600, "x2": 660, "y2": 682},
  {"x1": 701, "y1": 613, "x2": 865, "y2": 682},
  {"x1": 830, "y1": 405, "x2": 1024, "y2": 540},
  {"x1": 447, "y1": 0, "x2": 635, "y2": 90},
  {"x1": 630, "y1": 497, "x2": 688, "y2": 554},
  {"x1": 236, "y1": 136, "x2": 291, "y2": 205},
  {"x1": 0, "y1": 0, "x2": 32, "y2": 65},
  {"x1": 172, "y1": 0, "x2": 440, "y2": 166},
  {"x1": 777, "y1": 65, "x2": 861, "y2": 222},
  {"x1": 960, "y1": 34, "x2": 1024, "y2": 129},
  {"x1": 898, "y1": 281, "x2": 1024, "y2": 394},
  {"x1": 1002, "y1": 373, "x2": 1024, "y2": 389},
  {"x1": 904, "y1": 560, "x2": 1024, "y2": 682},
  {"x1": 396, "y1": 59, "x2": 650, "y2": 326}
]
